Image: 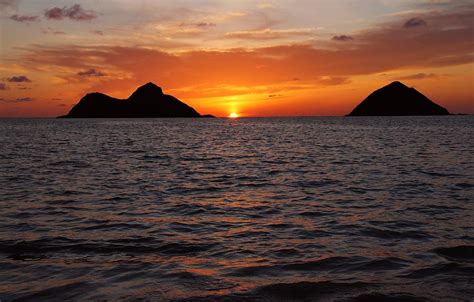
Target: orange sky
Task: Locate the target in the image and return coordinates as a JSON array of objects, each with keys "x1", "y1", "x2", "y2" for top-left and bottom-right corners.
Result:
[{"x1": 0, "y1": 0, "x2": 473, "y2": 117}]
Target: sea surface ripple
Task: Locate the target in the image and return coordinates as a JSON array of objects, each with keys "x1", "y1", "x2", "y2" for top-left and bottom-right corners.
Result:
[{"x1": 0, "y1": 117, "x2": 473, "y2": 301}]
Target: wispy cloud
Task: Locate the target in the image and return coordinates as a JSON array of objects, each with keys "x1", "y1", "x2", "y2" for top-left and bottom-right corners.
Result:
[
  {"x1": 10, "y1": 14, "x2": 39, "y2": 22},
  {"x1": 0, "y1": 0, "x2": 19, "y2": 11},
  {"x1": 41, "y1": 27, "x2": 67, "y2": 35},
  {"x1": 332, "y1": 35, "x2": 354, "y2": 42},
  {"x1": 77, "y1": 68, "x2": 106, "y2": 77},
  {"x1": 7, "y1": 75, "x2": 31, "y2": 83},
  {"x1": 180, "y1": 22, "x2": 216, "y2": 28},
  {"x1": 0, "y1": 97, "x2": 34, "y2": 103},
  {"x1": 225, "y1": 28, "x2": 318, "y2": 40},
  {"x1": 397, "y1": 73, "x2": 438, "y2": 80},
  {"x1": 268, "y1": 94, "x2": 283, "y2": 99},
  {"x1": 315, "y1": 76, "x2": 351, "y2": 86},
  {"x1": 44, "y1": 4, "x2": 96, "y2": 21},
  {"x1": 404, "y1": 17, "x2": 427, "y2": 28}
]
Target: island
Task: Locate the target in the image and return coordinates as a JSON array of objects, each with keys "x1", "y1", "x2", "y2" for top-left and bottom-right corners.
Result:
[
  {"x1": 59, "y1": 82, "x2": 212, "y2": 118},
  {"x1": 347, "y1": 81, "x2": 450, "y2": 116}
]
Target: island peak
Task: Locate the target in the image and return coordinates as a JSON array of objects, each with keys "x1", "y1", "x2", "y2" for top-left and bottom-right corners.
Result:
[
  {"x1": 387, "y1": 81, "x2": 407, "y2": 88},
  {"x1": 139, "y1": 82, "x2": 162, "y2": 90},
  {"x1": 129, "y1": 82, "x2": 164, "y2": 100},
  {"x1": 59, "y1": 83, "x2": 204, "y2": 118},
  {"x1": 347, "y1": 81, "x2": 450, "y2": 116}
]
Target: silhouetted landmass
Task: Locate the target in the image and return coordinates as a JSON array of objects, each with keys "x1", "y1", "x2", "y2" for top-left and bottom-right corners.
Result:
[
  {"x1": 59, "y1": 82, "x2": 208, "y2": 118},
  {"x1": 348, "y1": 81, "x2": 450, "y2": 116}
]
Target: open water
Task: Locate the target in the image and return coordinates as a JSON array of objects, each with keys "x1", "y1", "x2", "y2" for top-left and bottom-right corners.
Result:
[{"x1": 0, "y1": 117, "x2": 473, "y2": 301}]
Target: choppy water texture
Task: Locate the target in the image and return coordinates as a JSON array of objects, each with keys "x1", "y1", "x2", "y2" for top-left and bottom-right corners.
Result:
[{"x1": 1, "y1": 117, "x2": 473, "y2": 302}]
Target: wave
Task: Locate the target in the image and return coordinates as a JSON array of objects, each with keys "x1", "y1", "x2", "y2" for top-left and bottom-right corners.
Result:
[
  {"x1": 400, "y1": 262, "x2": 474, "y2": 279},
  {"x1": 433, "y1": 246, "x2": 474, "y2": 262},
  {"x1": 347, "y1": 292, "x2": 430, "y2": 302},
  {"x1": 226, "y1": 256, "x2": 410, "y2": 277},
  {"x1": 254, "y1": 281, "x2": 368, "y2": 301},
  {"x1": 0, "y1": 237, "x2": 217, "y2": 257},
  {"x1": 8, "y1": 281, "x2": 95, "y2": 302}
]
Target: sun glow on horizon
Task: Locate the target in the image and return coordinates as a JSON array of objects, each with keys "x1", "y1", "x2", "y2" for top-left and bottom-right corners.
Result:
[{"x1": 228, "y1": 113, "x2": 239, "y2": 118}]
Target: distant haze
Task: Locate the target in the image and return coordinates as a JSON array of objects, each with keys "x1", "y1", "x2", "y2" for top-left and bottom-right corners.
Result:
[{"x1": 0, "y1": 0, "x2": 473, "y2": 117}]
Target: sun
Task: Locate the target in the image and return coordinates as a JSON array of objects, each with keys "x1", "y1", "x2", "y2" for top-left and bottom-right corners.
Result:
[{"x1": 228, "y1": 113, "x2": 239, "y2": 118}]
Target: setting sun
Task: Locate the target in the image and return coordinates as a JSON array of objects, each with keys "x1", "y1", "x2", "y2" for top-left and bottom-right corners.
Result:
[{"x1": 228, "y1": 113, "x2": 239, "y2": 118}]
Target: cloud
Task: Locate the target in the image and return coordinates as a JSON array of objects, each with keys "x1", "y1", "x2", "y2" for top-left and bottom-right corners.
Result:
[
  {"x1": 0, "y1": 97, "x2": 34, "y2": 103},
  {"x1": 315, "y1": 76, "x2": 351, "y2": 86},
  {"x1": 91, "y1": 30, "x2": 104, "y2": 35},
  {"x1": 0, "y1": 0, "x2": 18, "y2": 11},
  {"x1": 7, "y1": 76, "x2": 31, "y2": 83},
  {"x1": 0, "y1": 0, "x2": 19, "y2": 18},
  {"x1": 42, "y1": 27, "x2": 67, "y2": 35},
  {"x1": 15, "y1": 97, "x2": 33, "y2": 102},
  {"x1": 77, "y1": 68, "x2": 106, "y2": 77},
  {"x1": 10, "y1": 14, "x2": 39, "y2": 22},
  {"x1": 397, "y1": 73, "x2": 438, "y2": 80},
  {"x1": 332, "y1": 35, "x2": 354, "y2": 42},
  {"x1": 17, "y1": 7, "x2": 474, "y2": 96},
  {"x1": 404, "y1": 17, "x2": 427, "y2": 28},
  {"x1": 0, "y1": 0, "x2": 15, "y2": 6},
  {"x1": 268, "y1": 94, "x2": 284, "y2": 99},
  {"x1": 180, "y1": 22, "x2": 216, "y2": 28},
  {"x1": 155, "y1": 21, "x2": 218, "y2": 37},
  {"x1": 0, "y1": 83, "x2": 7, "y2": 90},
  {"x1": 225, "y1": 28, "x2": 318, "y2": 40},
  {"x1": 258, "y1": 1, "x2": 274, "y2": 10},
  {"x1": 195, "y1": 22, "x2": 216, "y2": 27},
  {"x1": 44, "y1": 4, "x2": 96, "y2": 21}
]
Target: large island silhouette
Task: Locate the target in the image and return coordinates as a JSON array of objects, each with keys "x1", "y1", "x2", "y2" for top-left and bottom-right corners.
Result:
[
  {"x1": 59, "y1": 82, "x2": 209, "y2": 118},
  {"x1": 348, "y1": 81, "x2": 450, "y2": 116}
]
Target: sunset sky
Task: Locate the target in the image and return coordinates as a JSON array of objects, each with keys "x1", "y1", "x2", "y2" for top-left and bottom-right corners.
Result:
[{"x1": 0, "y1": 0, "x2": 473, "y2": 117}]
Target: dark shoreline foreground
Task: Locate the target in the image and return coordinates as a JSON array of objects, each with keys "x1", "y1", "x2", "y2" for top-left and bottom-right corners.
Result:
[{"x1": 1, "y1": 116, "x2": 473, "y2": 301}]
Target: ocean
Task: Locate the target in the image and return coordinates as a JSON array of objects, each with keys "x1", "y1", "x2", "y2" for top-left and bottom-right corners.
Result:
[{"x1": 0, "y1": 117, "x2": 473, "y2": 301}]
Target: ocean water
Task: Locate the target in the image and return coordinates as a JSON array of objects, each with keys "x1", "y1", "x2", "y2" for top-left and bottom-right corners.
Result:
[{"x1": 0, "y1": 117, "x2": 473, "y2": 302}]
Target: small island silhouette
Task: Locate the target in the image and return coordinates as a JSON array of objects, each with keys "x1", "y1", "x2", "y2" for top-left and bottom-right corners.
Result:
[
  {"x1": 59, "y1": 81, "x2": 452, "y2": 118},
  {"x1": 59, "y1": 82, "x2": 213, "y2": 118},
  {"x1": 348, "y1": 81, "x2": 450, "y2": 116}
]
